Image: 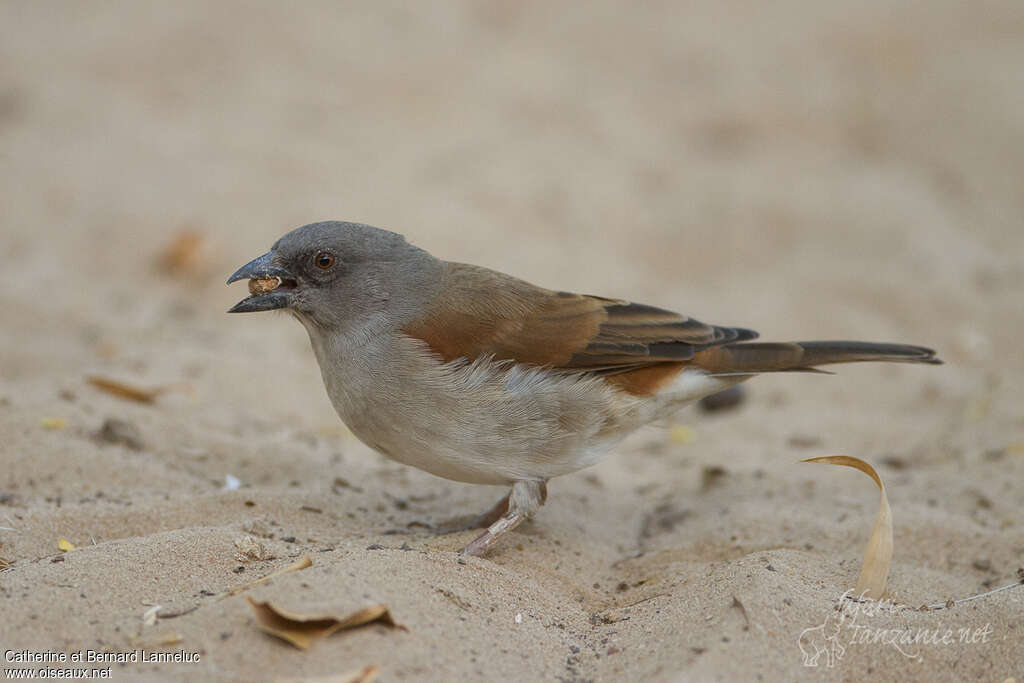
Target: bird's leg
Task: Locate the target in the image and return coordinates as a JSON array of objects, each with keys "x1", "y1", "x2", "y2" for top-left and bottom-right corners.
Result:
[
  {"x1": 469, "y1": 492, "x2": 513, "y2": 528},
  {"x1": 460, "y1": 480, "x2": 547, "y2": 556}
]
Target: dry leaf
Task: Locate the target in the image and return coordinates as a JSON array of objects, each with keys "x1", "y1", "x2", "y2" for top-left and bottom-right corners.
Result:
[
  {"x1": 247, "y1": 599, "x2": 404, "y2": 650},
  {"x1": 58, "y1": 538, "x2": 76, "y2": 552},
  {"x1": 221, "y1": 555, "x2": 313, "y2": 598},
  {"x1": 0, "y1": 557, "x2": 11, "y2": 570},
  {"x1": 87, "y1": 376, "x2": 166, "y2": 404},
  {"x1": 41, "y1": 417, "x2": 67, "y2": 429},
  {"x1": 803, "y1": 456, "x2": 893, "y2": 599},
  {"x1": 157, "y1": 230, "x2": 206, "y2": 274}
]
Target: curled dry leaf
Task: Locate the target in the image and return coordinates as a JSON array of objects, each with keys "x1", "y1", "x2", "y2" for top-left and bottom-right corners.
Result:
[
  {"x1": 247, "y1": 599, "x2": 405, "y2": 650},
  {"x1": 803, "y1": 456, "x2": 893, "y2": 600},
  {"x1": 57, "y1": 538, "x2": 76, "y2": 552},
  {"x1": 0, "y1": 557, "x2": 11, "y2": 570}
]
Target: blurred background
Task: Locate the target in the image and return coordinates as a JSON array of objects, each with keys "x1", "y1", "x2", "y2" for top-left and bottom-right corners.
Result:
[
  {"x1": 4, "y1": 0, "x2": 1023, "y2": 421},
  {"x1": 2, "y1": 3, "x2": 1022, "y2": 679},
  {"x1": 4, "y1": 1, "x2": 1022, "y2": 353},
  {"x1": 2, "y1": 0, "x2": 1022, "y2": 501},
  {"x1": 3, "y1": 0, "x2": 1023, "y2": 501}
]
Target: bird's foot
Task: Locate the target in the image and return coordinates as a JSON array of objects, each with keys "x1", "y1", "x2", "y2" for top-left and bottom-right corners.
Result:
[
  {"x1": 460, "y1": 511, "x2": 525, "y2": 557},
  {"x1": 458, "y1": 480, "x2": 546, "y2": 557}
]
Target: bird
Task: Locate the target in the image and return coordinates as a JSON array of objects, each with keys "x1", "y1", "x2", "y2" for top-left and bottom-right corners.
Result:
[{"x1": 227, "y1": 221, "x2": 941, "y2": 556}]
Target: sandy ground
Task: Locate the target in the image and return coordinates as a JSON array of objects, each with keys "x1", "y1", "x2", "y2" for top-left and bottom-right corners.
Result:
[{"x1": 2, "y1": 2, "x2": 1023, "y2": 681}]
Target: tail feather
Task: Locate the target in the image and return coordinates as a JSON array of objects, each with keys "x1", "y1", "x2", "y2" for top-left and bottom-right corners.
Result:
[{"x1": 693, "y1": 340, "x2": 941, "y2": 376}]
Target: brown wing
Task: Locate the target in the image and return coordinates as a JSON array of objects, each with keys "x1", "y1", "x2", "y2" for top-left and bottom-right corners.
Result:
[
  {"x1": 401, "y1": 262, "x2": 757, "y2": 393},
  {"x1": 561, "y1": 300, "x2": 756, "y2": 371}
]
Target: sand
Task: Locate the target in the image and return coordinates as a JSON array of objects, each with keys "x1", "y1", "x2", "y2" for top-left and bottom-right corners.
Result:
[{"x1": 1, "y1": 2, "x2": 1022, "y2": 681}]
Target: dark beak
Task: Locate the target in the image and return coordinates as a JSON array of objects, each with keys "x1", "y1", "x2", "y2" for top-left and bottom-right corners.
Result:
[{"x1": 226, "y1": 251, "x2": 296, "y2": 313}]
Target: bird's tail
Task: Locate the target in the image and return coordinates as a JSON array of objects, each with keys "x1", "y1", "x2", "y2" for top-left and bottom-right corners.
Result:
[{"x1": 693, "y1": 341, "x2": 942, "y2": 376}]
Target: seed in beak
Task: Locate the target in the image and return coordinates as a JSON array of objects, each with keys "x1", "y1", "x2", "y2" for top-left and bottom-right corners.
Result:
[{"x1": 248, "y1": 276, "x2": 282, "y2": 296}]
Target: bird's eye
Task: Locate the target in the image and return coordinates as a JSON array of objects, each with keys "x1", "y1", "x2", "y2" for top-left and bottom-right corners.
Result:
[{"x1": 314, "y1": 251, "x2": 335, "y2": 269}]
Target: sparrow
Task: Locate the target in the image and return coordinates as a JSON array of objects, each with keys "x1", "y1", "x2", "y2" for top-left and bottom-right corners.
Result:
[{"x1": 227, "y1": 221, "x2": 941, "y2": 556}]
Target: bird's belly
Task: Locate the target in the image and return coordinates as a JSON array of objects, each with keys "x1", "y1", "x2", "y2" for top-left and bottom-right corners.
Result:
[
  {"x1": 316, "y1": 345, "x2": 637, "y2": 485},
  {"x1": 351, "y1": 424, "x2": 519, "y2": 486},
  {"x1": 333, "y1": 387, "x2": 617, "y2": 486}
]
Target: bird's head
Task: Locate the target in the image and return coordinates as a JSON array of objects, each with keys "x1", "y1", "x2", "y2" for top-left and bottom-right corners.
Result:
[{"x1": 227, "y1": 221, "x2": 441, "y2": 332}]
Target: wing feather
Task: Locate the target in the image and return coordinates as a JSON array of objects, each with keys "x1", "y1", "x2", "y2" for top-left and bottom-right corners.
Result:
[{"x1": 401, "y1": 262, "x2": 756, "y2": 378}]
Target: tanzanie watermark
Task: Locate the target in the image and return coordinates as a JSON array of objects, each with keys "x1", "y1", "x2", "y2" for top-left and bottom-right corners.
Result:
[{"x1": 797, "y1": 589, "x2": 994, "y2": 667}]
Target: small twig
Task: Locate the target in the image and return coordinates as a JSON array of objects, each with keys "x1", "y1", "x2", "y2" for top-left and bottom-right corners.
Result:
[
  {"x1": 217, "y1": 555, "x2": 313, "y2": 600},
  {"x1": 732, "y1": 596, "x2": 751, "y2": 630},
  {"x1": 922, "y1": 579, "x2": 1024, "y2": 611},
  {"x1": 620, "y1": 592, "x2": 670, "y2": 610},
  {"x1": 159, "y1": 605, "x2": 199, "y2": 619}
]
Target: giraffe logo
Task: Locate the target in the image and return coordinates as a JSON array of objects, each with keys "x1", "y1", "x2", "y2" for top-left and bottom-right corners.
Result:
[{"x1": 798, "y1": 611, "x2": 847, "y2": 667}]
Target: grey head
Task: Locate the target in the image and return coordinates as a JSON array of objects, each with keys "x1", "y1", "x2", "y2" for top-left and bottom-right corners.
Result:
[{"x1": 227, "y1": 221, "x2": 444, "y2": 333}]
